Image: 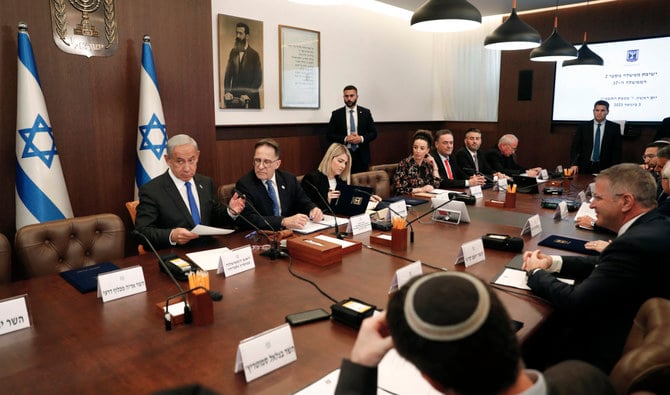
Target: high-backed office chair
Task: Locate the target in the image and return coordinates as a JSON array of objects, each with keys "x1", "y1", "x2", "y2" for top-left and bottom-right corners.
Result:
[
  {"x1": 0, "y1": 233, "x2": 11, "y2": 284},
  {"x1": 15, "y1": 213, "x2": 125, "y2": 278},
  {"x1": 369, "y1": 163, "x2": 398, "y2": 182},
  {"x1": 351, "y1": 170, "x2": 391, "y2": 199},
  {"x1": 125, "y1": 200, "x2": 146, "y2": 254},
  {"x1": 610, "y1": 297, "x2": 670, "y2": 394},
  {"x1": 217, "y1": 183, "x2": 236, "y2": 206},
  {"x1": 125, "y1": 200, "x2": 139, "y2": 224}
]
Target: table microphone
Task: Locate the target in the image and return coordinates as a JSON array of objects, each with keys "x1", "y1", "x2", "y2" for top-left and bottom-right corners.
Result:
[
  {"x1": 406, "y1": 196, "x2": 453, "y2": 230},
  {"x1": 232, "y1": 191, "x2": 286, "y2": 260},
  {"x1": 164, "y1": 286, "x2": 223, "y2": 331},
  {"x1": 354, "y1": 189, "x2": 415, "y2": 243},
  {"x1": 131, "y1": 230, "x2": 184, "y2": 293},
  {"x1": 302, "y1": 179, "x2": 346, "y2": 239},
  {"x1": 131, "y1": 230, "x2": 188, "y2": 330}
]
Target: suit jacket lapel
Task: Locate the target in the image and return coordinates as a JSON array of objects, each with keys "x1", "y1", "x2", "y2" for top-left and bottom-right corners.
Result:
[
  {"x1": 194, "y1": 174, "x2": 209, "y2": 225},
  {"x1": 160, "y1": 173, "x2": 194, "y2": 227}
]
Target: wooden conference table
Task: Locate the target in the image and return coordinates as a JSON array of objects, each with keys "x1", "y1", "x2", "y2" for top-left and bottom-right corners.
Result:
[{"x1": 0, "y1": 176, "x2": 605, "y2": 394}]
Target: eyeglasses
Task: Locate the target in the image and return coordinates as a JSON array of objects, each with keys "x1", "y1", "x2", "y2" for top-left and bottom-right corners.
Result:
[
  {"x1": 253, "y1": 158, "x2": 279, "y2": 168},
  {"x1": 642, "y1": 154, "x2": 657, "y2": 160}
]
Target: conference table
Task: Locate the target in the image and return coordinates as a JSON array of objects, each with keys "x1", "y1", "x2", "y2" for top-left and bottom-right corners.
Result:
[{"x1": 0, "y1": 176, "x2": 607, "y2": 394}]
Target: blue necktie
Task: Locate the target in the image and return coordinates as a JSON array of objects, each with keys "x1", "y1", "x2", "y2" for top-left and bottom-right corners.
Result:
[
  {"x1": 266, "y1": 179, "x2": 280, "y2": 216},
  {"x1": 593, "y1": 123, "x2": 601, "y2": 162},
  {"x1": 185, "y1": 181, "x2": 200, "y2": 225},
  {"x1": 349, "y1": 109, "x2": 358, "y2": 152}
]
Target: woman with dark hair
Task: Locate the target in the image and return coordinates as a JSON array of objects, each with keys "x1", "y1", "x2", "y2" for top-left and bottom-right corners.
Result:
[{"x1": 392, "y1": 130, "x2": 441, "y2": 195}]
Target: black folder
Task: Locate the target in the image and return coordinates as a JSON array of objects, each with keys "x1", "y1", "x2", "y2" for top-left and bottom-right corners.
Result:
[
  {"x1": 538, "y1": 235, "x2": 599, "y2": 256},
  {"x1": 60, "y1": 262, "x2": 120, "y2": 293}
]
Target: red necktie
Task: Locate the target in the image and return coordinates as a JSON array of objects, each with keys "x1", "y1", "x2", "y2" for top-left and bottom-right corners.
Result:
[{"x1": 445, "y1": 158, "x2": 453, "y2": 180}]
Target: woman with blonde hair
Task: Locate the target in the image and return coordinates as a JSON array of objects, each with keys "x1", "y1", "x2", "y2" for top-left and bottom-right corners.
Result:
[{"x1": 302, "y1": 143, "x2": 353, "y2": 211}]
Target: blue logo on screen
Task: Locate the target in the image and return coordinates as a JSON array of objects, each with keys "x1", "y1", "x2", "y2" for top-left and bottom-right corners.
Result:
[{"x1": 626, "y1": 49, "x2": 639, "y2": 62}]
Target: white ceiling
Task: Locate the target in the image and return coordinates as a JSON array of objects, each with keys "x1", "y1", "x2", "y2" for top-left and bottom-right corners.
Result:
[{"x1": 378, "y1": 0, "x2": 588, "y2": 16}]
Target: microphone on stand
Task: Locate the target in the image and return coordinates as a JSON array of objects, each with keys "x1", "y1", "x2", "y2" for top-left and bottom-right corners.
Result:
[
  {"x1": 131, "y1": 230, "x2": 189, "y2": 330},
  {"x1": 164, "y1": 286, "x2": 223, "y2": 331},
  {"x1": 354, "y1": 189, "x2": 416, "y2": 243},
  {"x1": 233, "y1": 190, "x2": 286, "y2": 260},
  {"x1": 302, "y1": 180, "x2": 346, "y2": 239}
]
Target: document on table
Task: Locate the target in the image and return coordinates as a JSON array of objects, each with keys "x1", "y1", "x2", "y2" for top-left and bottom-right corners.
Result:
[
  {"x1": 191, "y1": 224, "x2": 235, "y2": 236},
  {"x1": 493, "y1": 268, "x2": 575, "y2": 290},
  {"x1": 293, "y1": 215, "x2": 349, "y2": 235},
  {"x1": 294, "y1": 349, "x2": 439, "y2": 395},
  {"x1": 186, "y1": 247, "x2": 231, "y2": 271}
]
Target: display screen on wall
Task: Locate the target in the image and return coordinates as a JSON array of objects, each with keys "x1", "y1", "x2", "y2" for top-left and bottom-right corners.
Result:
[{"x1": 552, "y1": 35, "x2": 670, "y2": 123}]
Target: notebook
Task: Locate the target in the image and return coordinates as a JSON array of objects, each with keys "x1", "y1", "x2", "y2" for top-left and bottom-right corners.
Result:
[
  {"x1": 512, "y1": 175, "x2": 539, "y2": 194},
  {"x1": 60, "y1": 262, "x2": 120, "y2": 293},
  {"x1": 333, "y1": 185, "x2": 373, "y2": 216}
]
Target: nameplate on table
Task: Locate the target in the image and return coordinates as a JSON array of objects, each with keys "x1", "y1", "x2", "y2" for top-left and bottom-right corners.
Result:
[
  {"x1": 97, "y1": 265, "x2": 146, "y2": 302},
  {"x1": 389, "y1": 200, "x2": 407, "y2": 219},
  {"x1": 346, "y1": 213, "x2": 372, "y2": 235},
  {"x1": 496, "y1": 177, "x2": 508, "y2": 190},
  {"x1": 520, "y1": 214, "x2": 542, "y2": 237},
  {"x1": 540, "y1": 169, "x2": 549, "y2": 179},
  {"x1": 234, "y1": 323, "x2": 297, "y2": 382},
  {"x1": 469, "y1": 185, "x2": 483, "y2": 199},
  {"x1": 455, "y1": 239, "x2": 485, "y2": 267},
  {"x1": 553, "y1": 201, "x2": 569, "y2": 220},
  {"x1": 218, "y1": 245, "x2": 255, "y2": 277},
  {"x1": 0, "y1": 294, "x2": 31, "y2": 336},
  {"x1": 388, "y1": 260, "x2": 423, "y2": 293}
]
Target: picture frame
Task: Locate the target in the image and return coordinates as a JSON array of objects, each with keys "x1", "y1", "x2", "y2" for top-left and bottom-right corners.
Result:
[{"x1": 279, "y1": 25, "x2": 320, "y2": 109}]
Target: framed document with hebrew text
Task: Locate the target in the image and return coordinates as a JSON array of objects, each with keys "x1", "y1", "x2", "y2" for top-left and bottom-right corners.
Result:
[{"x1": 279, "y1": 25, "x2": 320, "y2": 109}]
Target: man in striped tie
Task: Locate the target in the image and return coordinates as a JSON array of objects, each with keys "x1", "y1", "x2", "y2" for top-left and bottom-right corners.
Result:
[
  {"x1": 235, "y1": 138, "x2": 323, "y2": 230},
  {"x1": 431, "y1": 129, "x2": 486, "y2": 189},
  {"x1": 136, "y1": 134, "x2": 245, "y2": 249}
]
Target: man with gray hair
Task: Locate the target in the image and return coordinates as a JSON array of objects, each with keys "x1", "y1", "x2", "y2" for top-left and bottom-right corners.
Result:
[
  {"x1": 335, "y1": 272, "x2": 613, "y2": 394},
  {"x1": 485, "y1": 133, "x2": 542, "y2": 177},
  {"x1": 523, "y1": 163, "x2": 670, "y2": 372},
  {"x1": 136, "y1": 134, "x2": 245, "y2": 249}
]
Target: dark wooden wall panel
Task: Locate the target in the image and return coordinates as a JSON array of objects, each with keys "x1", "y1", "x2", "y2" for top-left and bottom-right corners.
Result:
[
  {"x1": 498, "y1": 0, "x2": 670, "y2": 170},
  {"x1": 0, "y1": 0, "x2": 214, "y2": 240}
]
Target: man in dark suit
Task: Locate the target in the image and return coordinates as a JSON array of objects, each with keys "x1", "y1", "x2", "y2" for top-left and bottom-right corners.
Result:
[
  {"x1": 485, "y1": 134, "x2": 542, "y2": 177},
  {"x1": 454, "y1": 128, "x2": 504, "y2": 180},
  {"x1": 431, "y1": 129, "x2": 486, "y2": 188},
  {"x1": 523, "y1": 164, "x2": 670, "y2": 372},
  {"x1": 569, "y1": 100, "x2": 622, "y2": 174},
  {"x1": 334, "y1": 272, "x2": 614, "y2": 394},
  {"x1": 235, "y1": 138, "x2": 323, "y2": 230},
  {"x1": 136, "y1": 134, "x2": 245, "y2": 249},
  {"x1": 327, "y1": 85, "x2": 377, "y2": 174},
  {"x1": 223, "y1": 22, "x2": 262, "y2": 109}
]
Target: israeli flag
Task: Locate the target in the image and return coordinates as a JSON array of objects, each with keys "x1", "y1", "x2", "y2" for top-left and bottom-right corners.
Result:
[
  {"x1": 15, "y1": 23, "x2": 73, "y2": 230},
  {"x1": 135, "y1": 35, "x2": 168, "y2": 199}
]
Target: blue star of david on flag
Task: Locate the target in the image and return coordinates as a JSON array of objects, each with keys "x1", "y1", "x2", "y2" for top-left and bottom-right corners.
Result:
[
  {"x1": 138, "y1": 113, "x2": 167, "y2": 160},
  {"x1": 19, "y1": 114, "x2": 58, "y2": 168}
]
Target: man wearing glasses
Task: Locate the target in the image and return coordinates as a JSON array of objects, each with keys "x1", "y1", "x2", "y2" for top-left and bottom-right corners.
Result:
[
  {"x1": 522, "y1": 164, "x2": 670, "y2": 373},
  {"x1": 235, "y1": 138, "x2": 323, "y2": 230},
  {"x1": 485, "y1": 133, "x2": 542, "y2": 177},
  {"x1": 136, "y1": 134, "x2": 245, "y2": 249}
]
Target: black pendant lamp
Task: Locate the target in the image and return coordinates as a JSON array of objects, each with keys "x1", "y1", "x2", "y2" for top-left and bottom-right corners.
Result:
[
  {"x1": 484, "y1": 0, "x2": 541, "y2": 50},
  {"x1": 529, "y1": 1, "x2": 577, "y2": 62},
  {"x1": 411, "y1": 0, "x2": 482, "y2": 32},
  {"x1": 562, "y1": 2, "x2": 604, "y2": 67}
]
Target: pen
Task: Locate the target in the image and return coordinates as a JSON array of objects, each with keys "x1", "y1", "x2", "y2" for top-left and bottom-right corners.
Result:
[{"x1": 304, "y1": 239, "x2": 324, "y2": 247}]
